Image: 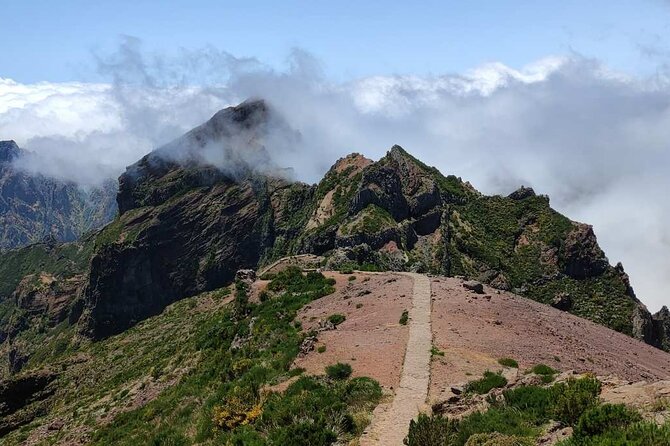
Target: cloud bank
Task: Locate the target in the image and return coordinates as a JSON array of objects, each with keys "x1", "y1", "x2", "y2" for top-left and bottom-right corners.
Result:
[{"x1": 1, "y1": 40, "x2": 669, "y2": 312}]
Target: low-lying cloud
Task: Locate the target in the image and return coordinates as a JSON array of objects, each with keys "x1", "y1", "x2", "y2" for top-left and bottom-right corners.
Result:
[{"x1": 1, "y1": 38, "x2": 669, "y2": 312}]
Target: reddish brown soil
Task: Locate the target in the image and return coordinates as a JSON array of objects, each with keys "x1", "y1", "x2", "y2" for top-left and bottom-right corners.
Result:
[
  {"x1": 429, "y1": 277, "x2": 670, "y2": 403},
  {"x1": 294, "y1": 272, "x2": 412, "y2": 389}
]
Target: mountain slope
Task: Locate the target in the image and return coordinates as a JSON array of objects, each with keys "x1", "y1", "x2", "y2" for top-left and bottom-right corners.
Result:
[
  {"x1": 2, "y1": 270, "x2": 670, "y2": 445},
  {"x1": 0, "y1": 140, "x2": 117, "y2": 251}
]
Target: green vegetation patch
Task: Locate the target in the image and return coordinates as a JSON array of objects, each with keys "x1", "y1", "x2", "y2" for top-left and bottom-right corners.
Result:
[
  {"x1": 3, "y1": 266, "x2": 381, "y2": 445},
  {"x1": 325, "y1": 363, "x2": 353, "y2": 380},
  {"x1": 498, "y1": 358, "x2": 519, "y2": 368},
  {"x1": 0, "y1": 239, "x2": 94, "y2": 299},
  {"x1": 465, "y1": 371, "x2": 508, "y2": 395},
  {"x1": 327, "y1": 314, "x2": 346, "y2": 326},
  {"x1": 532, "y1": 364, "x2": 557, "y2": 376},
  {"x1": 340, "y1": 204, "x2": 396, "y2": 236},
  {"x1": 404, "y1": 376, "x2": 655, "y2": 446}
]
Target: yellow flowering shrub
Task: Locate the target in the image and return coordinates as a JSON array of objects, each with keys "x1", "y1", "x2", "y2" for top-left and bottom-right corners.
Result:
[{"x1": 212, "y1": 393, "x2": 263, "y2": 430}]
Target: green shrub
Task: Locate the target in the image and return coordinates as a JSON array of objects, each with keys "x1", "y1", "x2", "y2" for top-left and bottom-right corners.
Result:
[
  {"x1": 233, "y1": 280, "x2": 251, "y2": 318},
  {"x1": 404, "y1": 413, "x2": 458, "y2": 446},
  {"x1": 343, "y1": 377, "x2": 383, "y2": 407},
  {"x1": 431, "y1": 346, "x2": 445, "y2": 357},
  {"x1": 268, "y1": 421, "x2": 337, "y2": 446},
  {"x1": 498, "y1": 358, "x2": 519, "y2": 368},
  {"x1": 317, "y1": 345, "x2": 326, "y2": 353},
  {"x1": 558, "y1": 421, "x2": 670, "y2": 446},
  {"x1": 258, "y1": 373, "x2": 380, "y2": 444},
  {"x1": 266, "y1": 267, "x2": 336, "y2": 296},
  {"x1": 532, "y1": 364, "x2": 557, "y2": 376},
  {"x1": 623, "y1": 421, "x2": 670, "y2": 445},
  {"x1": 551, "y1": 376, "x2": 602, "y2": 425},
  {"x1": 502, "y1": 386, "x2": 553, "y2": 423},
  {"x1": 149, "y1": 428, "x2": 190, "y2": 446},
  {"x1": 90, "y1": 263, "x2": 374, "y2": 445},
  {"x1": 574, "y1": 404, "x2": 641, "y2": 439},
  {"x1": 325, "y1": 363, "x2": 352, "y2": 380},
  {"x1": 464, "y1": 432, "x2": 534, "y2": 445},
  {"x1": 328, "y1": 314, "x2": 346, "y2": 326},
  {"x1": 540, "y1": 374, "x2": 555, "y2": 384},
  {"x1": 399, "y1": 310, "x2": 409, "y2": 325},
  {"x1": 457, "y1": 407, "x2": 537, "y2": 443},
  {"x1": 348, "y1": 275, "x2": 357, "y2": 281},
  {"x1": 466, "y1": 371, "x2": 508, "y2": 395}
]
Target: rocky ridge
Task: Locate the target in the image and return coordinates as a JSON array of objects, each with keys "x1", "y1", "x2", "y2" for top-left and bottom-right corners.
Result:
[{"x1": 0, "y1": 99, "x2": 668, "y2": 361}]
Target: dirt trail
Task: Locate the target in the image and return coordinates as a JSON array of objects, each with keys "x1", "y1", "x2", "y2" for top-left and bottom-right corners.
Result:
[{"x1": 361, "y1": 272, "x2": 432, "y2": 445}]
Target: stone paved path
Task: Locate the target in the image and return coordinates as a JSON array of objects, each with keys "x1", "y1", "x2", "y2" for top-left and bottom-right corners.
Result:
[{"x1": 360, "y1": 272, "x2": 432, "y2": 445}]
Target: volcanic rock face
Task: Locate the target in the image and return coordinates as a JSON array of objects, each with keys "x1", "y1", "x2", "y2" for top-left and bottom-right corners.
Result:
[
  {"x1": 0, "y1": 369, "x2": 57, "y2": 436},
  {"x1": 79, "y1": 100, "x2": 313, "y2": 339},
  {"x1": 0, "y1": 99, "x2": 665, "y2": 350},
  {"x1": 0, "y1": 140, "x2": 117, "y2": 251},
  {"x1": 12, "y1": 273, "x2": 82, "y2": 327},
  {"x1": 80, "y1": 177, "x2": 299, "y2": 338},
  {"x1": 561, "y1": 223, "x2": 609, "y2": 279},
  {"x1": 653, "y1": 307, "x2": 670, "y2": 351}
]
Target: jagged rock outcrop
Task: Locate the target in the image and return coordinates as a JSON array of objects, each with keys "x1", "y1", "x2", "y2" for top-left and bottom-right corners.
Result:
[
  {"x1": 11, "y1": 273, "x2": 82, "y2": 327},
  {"x1": 550, "y1": 292, "x2": 572, "y2": 311},
  {"x1": 0, "y1": 369, "x2": 57, "y2": 435},
  {"x1": 653, "y1": 306, "x2": 670, "y2": 351},
  {"x1": 0, "y1": 141, "x2": 21, "y2": 162},
  {"x1": 561, "y1": 223, "x2": 609, "y2": 279},
  {"x1": 0, "y1": 140, "x2": 117, "y2": 251},
  {"x1": 507, "y1": 186, "x2": 536, "y2": 201}
]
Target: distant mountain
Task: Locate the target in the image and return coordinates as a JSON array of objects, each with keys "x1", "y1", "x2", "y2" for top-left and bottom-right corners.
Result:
[{"x1": 0, "y1": 140, "x2": 117, "y2": 251}]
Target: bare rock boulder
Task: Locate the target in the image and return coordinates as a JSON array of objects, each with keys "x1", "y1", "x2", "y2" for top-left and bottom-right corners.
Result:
[
  {"x1": 235, "y1": 269, "x2": 257, "y2": 284},
  {"x1": 463, "y1": 280, "x2": 484, "y2": 294},
  {"x1": 551, "y1": 293, "x2": 572, "y2": 311}
]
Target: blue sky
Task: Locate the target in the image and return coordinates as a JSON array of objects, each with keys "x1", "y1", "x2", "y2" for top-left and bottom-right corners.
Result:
[{"x1": 2, "y1": 0, "x2": 669, "y2": 83}]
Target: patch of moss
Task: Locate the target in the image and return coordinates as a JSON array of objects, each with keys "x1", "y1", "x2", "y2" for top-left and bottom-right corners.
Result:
[
  {"x1": 340, "y1": 204, "x2": 396, "y2": 236},
  {"x1": 0, "y1": 238, "x2": 94, "y2": 299}
]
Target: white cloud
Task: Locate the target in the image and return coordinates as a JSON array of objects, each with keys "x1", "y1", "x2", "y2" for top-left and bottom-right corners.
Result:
[{"x1": 0, "y1": 46, "x2": 669, "y2": 312}]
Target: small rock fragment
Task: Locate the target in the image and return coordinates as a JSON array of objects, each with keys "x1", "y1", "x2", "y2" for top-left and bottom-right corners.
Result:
[{"x1": 463, "y1": 280, "x2": 484, "y2": 294}]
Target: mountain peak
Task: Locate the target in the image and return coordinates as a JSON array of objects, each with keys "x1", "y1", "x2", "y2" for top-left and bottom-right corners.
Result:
[
  {"x1": 117, "y1": 99, "x2": 284, "y2": 214},
  {"x1": 0, "y1": 140, "x2": 21, "y2": 163},
  {"x1": 508, "y1": 186, "x2": 536, "y2": 200},
  {"x1": 329, "y1": 153, "x2": 373, "y2": 175},
  {"x1": 202, "y1": 98, "x2": 269, "y2": 138}
]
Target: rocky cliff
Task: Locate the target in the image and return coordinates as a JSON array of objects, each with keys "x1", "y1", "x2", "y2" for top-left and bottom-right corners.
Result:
[
  {"x1": 78, "y1": 100, "x2": 313, "y2": 338},
  {"x1": 0, "y1": 140, "x2": 117, "y2": 251},
  {"x1": 0, "y1": 99, "x2": 666, "y2": 349}
]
